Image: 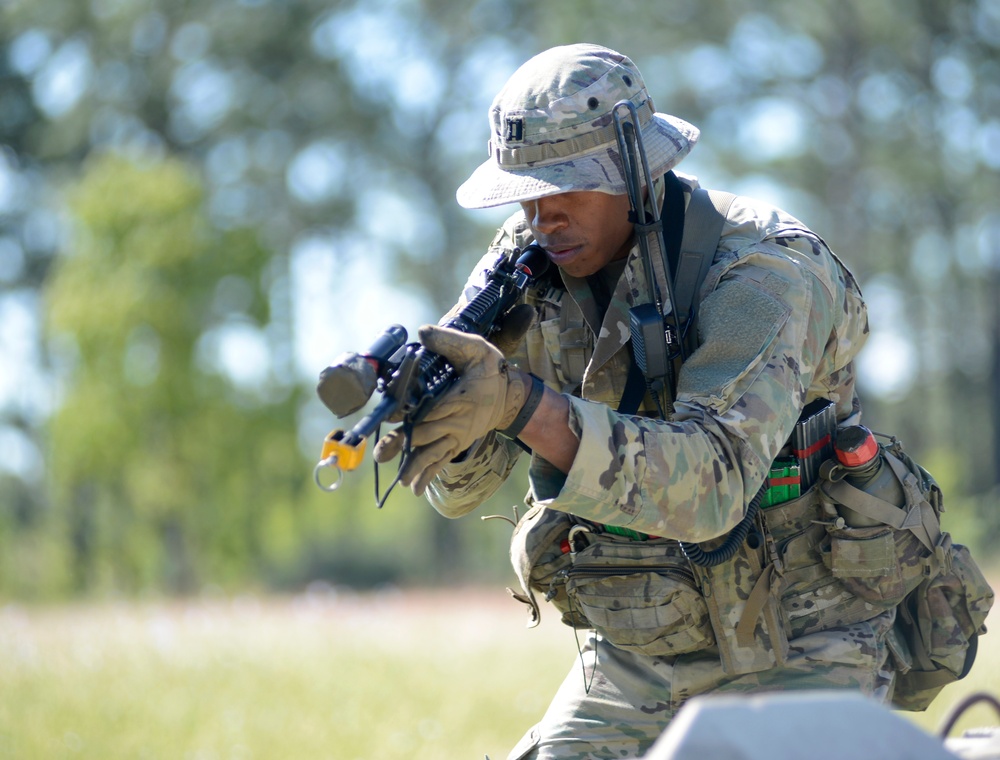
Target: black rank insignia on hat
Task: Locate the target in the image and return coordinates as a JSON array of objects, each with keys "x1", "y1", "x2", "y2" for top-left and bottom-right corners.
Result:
[{"x1": 505, "y1": 116, "x2": 525, "y2": 142}]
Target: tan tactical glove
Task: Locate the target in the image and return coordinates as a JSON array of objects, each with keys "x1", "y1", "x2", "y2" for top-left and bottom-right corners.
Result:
[
  {"x1": 377, "y1": 302, "x2": 535, "y2": 429},
  {"x1": 373, "y1": 324, "x2": 532, "y2": 495}
]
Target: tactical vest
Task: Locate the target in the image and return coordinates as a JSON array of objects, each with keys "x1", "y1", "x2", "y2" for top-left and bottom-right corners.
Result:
[{"x1": 507, "y1": 184, "x2": 993, "y2": 710}]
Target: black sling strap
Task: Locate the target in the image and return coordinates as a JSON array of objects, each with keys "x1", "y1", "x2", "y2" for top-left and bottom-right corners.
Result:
[
  {"x1": 617, "y1": 360, "x2": 648, "y2": 415},
  {"x1": 582, "y1": 267, "x2": 650, "y2": 417},
  {"x1": 661, "y1": 171, "x2": 687, "y2": 278},
  {"x1": 617, "y1": 173, "x2": 685, "y2": 414},
  {"x1": 673, "y1": 184, "x2": 737, "y2": 351},
  {"x1": 617, "y1": 173, "x2": 736, "y2": 415}
]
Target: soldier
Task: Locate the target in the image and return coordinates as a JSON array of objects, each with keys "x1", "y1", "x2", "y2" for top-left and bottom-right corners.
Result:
[{"x1": 374, "y1": 43, "x2": 888, "y2": 760}]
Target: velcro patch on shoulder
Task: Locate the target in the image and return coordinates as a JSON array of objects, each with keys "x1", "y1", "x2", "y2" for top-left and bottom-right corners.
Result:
[
  {"x1": 679, "y1": 278, "x2": 791, "y2": 403},
  {"x1": 729, "y1": 263, "x2": 791, "y2": 298}
]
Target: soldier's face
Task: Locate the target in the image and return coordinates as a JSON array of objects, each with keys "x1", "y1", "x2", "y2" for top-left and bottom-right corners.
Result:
[{"x1": 520, "y1": 191, "x2": 634, "y2": 278}]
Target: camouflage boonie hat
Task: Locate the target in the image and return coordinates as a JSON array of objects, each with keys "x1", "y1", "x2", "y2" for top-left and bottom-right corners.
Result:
[{"x1": 456, "y1": 43, "x2": 700, "y2": 209}]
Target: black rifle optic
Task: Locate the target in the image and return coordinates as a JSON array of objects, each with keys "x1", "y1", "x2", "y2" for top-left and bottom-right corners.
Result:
[{"x1": 314, "y1": 244, "x2": 551, "y2": 493}]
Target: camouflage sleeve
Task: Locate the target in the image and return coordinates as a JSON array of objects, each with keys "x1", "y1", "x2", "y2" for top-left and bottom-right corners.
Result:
[
  {"x1": 527, "y1": 244, "x2": 860, "y2": 543},
  {"x1": 424, "y1": 432, "x2": 523, "y2": 518},
  {"x1": 424, "y1": 215, "x2": 533, "y2": 519}
]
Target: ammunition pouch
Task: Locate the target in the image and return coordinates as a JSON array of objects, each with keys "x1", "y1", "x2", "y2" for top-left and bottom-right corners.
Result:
[
  {"x1": 561, "y1": 529, "x2": 715, "y2": 657},
  {"x1": 508, "y1": 441, "x2": 993, "y2": 705},
  {"x1": 509, "y1": 504, "x2": 784, "y2": 672},
  {"x1": 507, "y1": 504, "x2": 577, "y2": 628},
  {"x1": 893, "y1": 538, "x2": 994, "y2": 710},
  {"x1": 756, "y1": 444, "x2": 993, "y2": 710},
  {"x1": 762, "y1": 485, "x2": 911, "y2": 640}
]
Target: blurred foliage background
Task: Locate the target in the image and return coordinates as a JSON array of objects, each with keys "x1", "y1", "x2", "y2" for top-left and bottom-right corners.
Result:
[{"x1": 0, "y1": 0, "x2": 998, "y2": 600}]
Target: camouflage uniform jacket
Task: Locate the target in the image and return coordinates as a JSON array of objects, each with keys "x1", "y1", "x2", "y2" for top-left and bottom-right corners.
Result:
[{"x1": 427, "y1": 172, "x2": 869, "y2": 544}]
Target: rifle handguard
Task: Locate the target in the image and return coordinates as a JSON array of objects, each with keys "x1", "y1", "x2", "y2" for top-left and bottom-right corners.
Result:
[{"x1": 315, "y1": 244, "x2": 551, "y2": 496}]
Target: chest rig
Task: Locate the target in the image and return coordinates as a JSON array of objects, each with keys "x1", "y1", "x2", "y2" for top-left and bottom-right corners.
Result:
[
  {"x1": 514, "y1": 177, "x2": 799, "y2": 676},
  {"x1": 511, "y1": 178, "x2": 991, "y2": 694}
]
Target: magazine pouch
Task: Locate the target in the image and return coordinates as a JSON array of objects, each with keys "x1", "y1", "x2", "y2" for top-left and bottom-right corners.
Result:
[
  {"x1": 817, "y1": 442, "x2": 994, "y2": 710},
  {"x1": 891, "y1": 535, "x2": 993, "y2": 710},
  {"x1": 508, "y1": 504, "x2": 580, "y2": 627},
  {"x1": 560, "y1": 529, "x2": 716, "y2": 657}
]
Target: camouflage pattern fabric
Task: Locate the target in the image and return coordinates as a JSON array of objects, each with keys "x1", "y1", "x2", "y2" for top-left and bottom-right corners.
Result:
[
  {"x1": 427, "y1": 173, "x2": 878, "y2": 759},
  {"x1": 506, "y1": 611, "x2": 897, "y2": 760},
  {"x1": 429, "y1": 173, "x2": 868, "y2": 535},
  {"x1": 455, "y1": 44, "x2": 698, "y2": 209}
]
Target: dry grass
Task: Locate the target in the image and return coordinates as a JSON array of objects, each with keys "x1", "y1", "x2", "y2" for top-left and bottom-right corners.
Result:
[{"x1": 0, "y1": 588, "x2": 571, "y2": 759}]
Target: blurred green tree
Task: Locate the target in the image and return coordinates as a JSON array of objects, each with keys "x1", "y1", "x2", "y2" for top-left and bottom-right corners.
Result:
[
  {"x1": 44, "y1": 153, "x2": 307, "y2": 593},
  {"x1": 0, "y1": 0, "x2": 995, "y2": 597}
]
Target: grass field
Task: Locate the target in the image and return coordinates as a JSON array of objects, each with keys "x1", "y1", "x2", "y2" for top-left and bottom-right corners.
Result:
[{"x1": 0, "y1": 585, "x2": 997, "y2": 759}]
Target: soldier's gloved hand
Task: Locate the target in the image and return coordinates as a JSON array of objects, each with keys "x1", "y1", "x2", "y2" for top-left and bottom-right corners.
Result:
[
  {"x1": 374, "y1": 302, "x2": 533, "y2": 447},
  {"x1": 372, "y1": 324, "x2": 532, "y2": 495}
]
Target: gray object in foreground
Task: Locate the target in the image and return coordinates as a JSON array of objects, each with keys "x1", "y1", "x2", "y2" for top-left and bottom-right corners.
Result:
[{"x1": 644, "y1": 690, "x2": 999, "y2": 760}]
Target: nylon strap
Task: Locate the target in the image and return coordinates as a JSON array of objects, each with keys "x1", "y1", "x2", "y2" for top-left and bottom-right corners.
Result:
[
  {"x1": 735, "y1": 562, "x2": 776, "y2": 648},
  {"x1": 617, "y1": 359, "x2": 647, "y2": 415},
  {"x1": 820, "y1": 479, "x2": 914, "y2": 530},
  {"x1": 673, "y1": 187, "x2": 737, "y2": 324},
  {"x1": 498, "y1": 374, "x2": 546, "y2": 441},
  {"x1": 660, "y1": 172, "x2": 686, "y2": 282},
  {"x1": 820, "y1": 456, "x2": 940, "y2": 554},
  {"x1": 883, "y1": 452, "x2": 942, "y2": 552},
  {"x1": 904, "y1": 666, "x2": 964, "y2": 691}
]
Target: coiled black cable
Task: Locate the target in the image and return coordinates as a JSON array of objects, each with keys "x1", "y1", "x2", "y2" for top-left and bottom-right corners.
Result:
[{"x1": 679, "y1": 487, "x2": 765, "y2": 567}]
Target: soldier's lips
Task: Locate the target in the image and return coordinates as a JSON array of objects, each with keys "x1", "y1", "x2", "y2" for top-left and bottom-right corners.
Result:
[{"x1": 543, "y1": 245, "x2": 581, "y2": 265}]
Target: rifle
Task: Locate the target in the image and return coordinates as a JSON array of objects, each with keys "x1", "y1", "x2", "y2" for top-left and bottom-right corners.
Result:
[{"x1": 313, "y1": 244, "x2": 550, "y2": 498}]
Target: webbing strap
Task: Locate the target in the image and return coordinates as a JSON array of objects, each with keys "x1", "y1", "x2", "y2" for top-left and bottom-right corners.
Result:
[
  {"x1": 819, "y1": 455, "x2": 940, "y2": 554},
  {"x1": 820, "y1": 479, "x2": 914, "y2": 530},
  {"x1": 884, "y1": 452, "x2": 942, "y2": 552},
  {"x1": 673, "y1": 188, "x2": 737, "y2": 320},
  {"x1": 735, "y1": 562, "x2": 776, "y2": 648},
  {"x1": 903, "y1": 665, "x2": 963, "y2": 691},
  {"x1": 617, "y1": 359, "x2": 646, "y2": 415}
]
